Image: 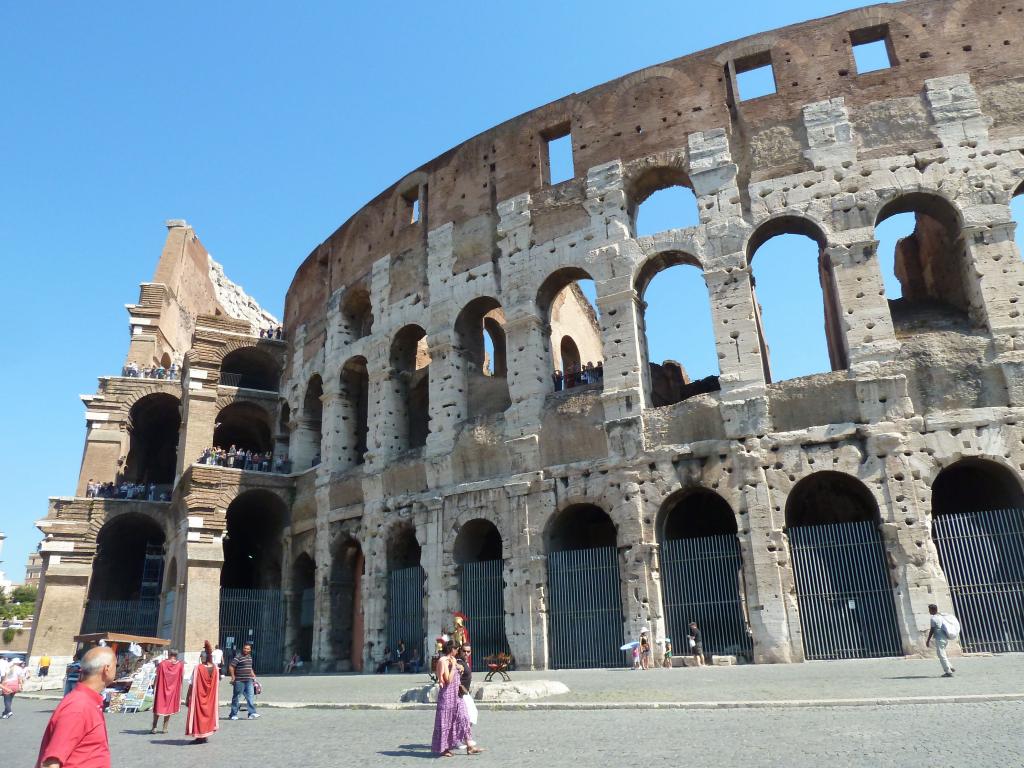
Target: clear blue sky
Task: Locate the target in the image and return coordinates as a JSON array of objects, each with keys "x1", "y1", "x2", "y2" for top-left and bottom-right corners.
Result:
[{"x1": 8, "y1": 0, "x2": 1001, "y2": 580}]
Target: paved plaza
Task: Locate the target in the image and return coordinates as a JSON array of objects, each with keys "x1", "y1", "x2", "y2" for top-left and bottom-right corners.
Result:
[{"x1": 8, "y1": 657, "x2": 1024, "y2": 765}]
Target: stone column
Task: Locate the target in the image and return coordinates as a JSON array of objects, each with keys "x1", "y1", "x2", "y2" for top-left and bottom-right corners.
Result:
[
  {"x1": 310, "y1": 517, "x2": 333, "y2": 670},
  {"x1": 179, "y1": 540, "x2": 224, "y2": 668},
  {"x1": 827, "y1": 234, "x2": 899, "y2": 368},
  {"x1": 319, "y1": 378, "x2": 347, "y2": 473},
  {"x1": 175, "y1": 378, "x2": 217, "y2": 478},
  {"x1": 425, "y1": 333, "x2": 461, "y2": 459},
  {"x1": 704, "y1": 262, "x2": 767, "y2": 396},
  {"x1": 614, "y1": 479, "x2": 667, "y2": 661},
  {"x1": 962, "y1": 214, "x2": 1024, "y2": 337},
  {"x1": 76, "y1": 423, "x2": 125, "y2": 494},
  {"x1": 27, "y1": 557, "x2": 91, "y2": 675}
]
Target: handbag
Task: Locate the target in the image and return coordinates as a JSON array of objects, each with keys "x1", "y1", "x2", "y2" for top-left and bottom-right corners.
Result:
[
  {"x1": 688, "y1": 637, "x2": 696, "y2": 649},
  {"x1": 253, "y1": 679, "x2": 262, "y2": 695},
  {"x1": 2, "y1": 677, "x2": 22, "y2": 694},
  {"x1": 461, "y1": 693, "x2": 478, "y2": 725}
]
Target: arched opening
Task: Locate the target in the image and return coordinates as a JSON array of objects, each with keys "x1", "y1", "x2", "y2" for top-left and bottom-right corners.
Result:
[
  {"x1": 636, "y1": 253, "x2": 720, "y2": 407},
  {"x1": 455, "y1": 297, "x2": 511, "y2": 419},
  {"x1": 386, "y1": 523, "x2": 426, "y2": 658},
  {"x1": 329, "y1": 536, "x2": 364, "y2": 671},
  {"x1": 538, "y1": 268, "x2": 603, "y2": 392},
  {"x1": 123, "y1": 393, "x2": 180, "y2": 485},
  {"x1": 159, "y1": 352, "x2": 172, "y2": 370},
  {"x1": 340, "y1": 357, "x2": 369, "y2": 467},
  {"x1": 658, "y1": 490, "x2": 749, "y2": 661},
  {"x1": 747, "y1": 218, "x2": 846, "y2": 382},
  {"x1": 875, "y1": 193, "x2": 971, "y2": 331},
  {"x1": 930, "y1": 459, "x2": 1024, "y2": 653},
  {"x1": 83, "y1": 514, "x2": 165, "y2": 636},
  {"x1": 785, "y1": 472, "x2": 901, "y2": 660},
  {"x1": 213, "y1": 402, "x2": 273, "y2": 455},
  {"x1": 293, "y1": 375, "x2": 323, "y2": 470},
  {"x1": 288, "y1": 553, "x2": 316, "y2": 666},
  {"x1": 390, "y1": 325, "x2": 430, "y2": 450},
  {"x1": 628, "y1": 168, "x2": 700, "y2": 237},
  {"x1": 220, "y1": 347, "x2": 280, "y2": 391},
  {"x1": 341, "y1": 287, "x2": 374, "y2": 339},
  {"x1": 545, "y1": 504, "x2": 622, "y2": 668},
  {"x1": 453, "y1": 519, "x2": 508, "y2": 660},
  {"x1": 220, "y1": 490, "x2": 288, "y2": 673}
]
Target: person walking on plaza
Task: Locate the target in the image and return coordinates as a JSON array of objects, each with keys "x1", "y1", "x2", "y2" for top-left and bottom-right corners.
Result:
[
  {"x1": 639, "y1": 629, "x2": 652, "y2": 670},
  {"x1": 151, "y1": 648, "x2": 185, "y2": 734},
  {"x1": 926, "y1": 603, "x2": 958, "y2": 677},
  {"x1": 1, "y1": 658, "x2": 29, "y2": 719},
  {"x1": 431, "y1": 640, "x2": 479, "y2": 756},
  {"x1": 228, "y1": 642, "x2": 259, "y2": 720},
  {"x1": 185, "y1": 642, "x2": 220, "y2": 744},
  {"x1": 688, "y1": 621, "x2": 705, "y2": 667},
  {"x1": 211, "y1": 643, "x2": 224, "y2": 678},
  {"x1": 454, "y1": 643, "x2": 482, "y2": 755},
  {"x1": 36, "y1": 646, "x2": 114, "y2": 767},
  {"x1": 38, "y1": 654, "x2": 52, "y2": 678}
]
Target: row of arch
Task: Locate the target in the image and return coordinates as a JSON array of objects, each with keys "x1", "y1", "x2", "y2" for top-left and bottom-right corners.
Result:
[{"x1": 82, "y1": 456, "x2": 1024, "y2": 669}]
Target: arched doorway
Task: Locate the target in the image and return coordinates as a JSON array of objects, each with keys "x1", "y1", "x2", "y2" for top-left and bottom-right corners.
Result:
[
  {"x1": 455, "y1": 297, "x2": 511, "y2": 419},
  {"x1": 930, "y1": 459, "x2": 1024, "y2": 653},
  {"x1": 219, "y1": 490, "x2": 287, "y2": 674},
  {"x1": 293, "y1": 375, "x2": 324, "y2": 470},
  {"x1": 289, "y1": 553, "x2": 316, "y2": 665},
  {"x1": 387, "y1": 524, "x2": 426, "y2": 658},
  {"x1": 340, "y1": 357, "x2": 369, "y2": 467},
  {"x1": 213, "y1": 402, "x2": 273, "y2": 454},
  {"x1": 220, "y1": 347, "x2": 280, "y2": 391},
  {"x1": 123, "y1": 393, "x2": 180, "y2": 485},
  {"x1": 329, "y1": 537, "x2": 364, "y2": 671},
  {"x1": 537, "y1": 268, "x2": 603, "y2": 392},
  {"x1": 83, "y1": 514, "x2": 165, "y2": 636},
  {"x1": 390, "y1": 326, "x2": 430, "y2": 450},
  {"x1": 546, "y1": 504, "x2": 623, "y2": 668},
  {"x1": 453, "y1": 519, "x2": 508, "y2": 660},
  {"x1": 659, "y1": 490, "x2": 750, "y2": 661},
  {"x1": 786, "y1": 472, "x2": 902, "y2": 660}
]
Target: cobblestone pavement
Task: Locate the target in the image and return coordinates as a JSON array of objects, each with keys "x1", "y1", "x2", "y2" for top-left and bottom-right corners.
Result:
[
  {"x1": 206, "y1": 654, "x2": 1024, "y2": 706},
  {"x1": 5, "y1": 700, "x2": 1024, "y2": 767}
]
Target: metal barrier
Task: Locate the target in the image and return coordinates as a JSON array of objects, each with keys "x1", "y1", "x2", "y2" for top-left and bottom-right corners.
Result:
[
  {"x1": 661, "y1": 535, "x2": 752, "y2": 659},
  {"x1": 547, "y1": 546, "x2": 624, "y2": 669},
  {"x1": 789, "y1": 520, "x2": 903, "y2": 660},
  {"x1": 219, "y1": 588, "x2": 284, "y2": 675},
  {"x1": 81, "y1": 599, "x2": 159, "y2": 637},
  {"x1": 459, "y1": 559, "x2": 509, "y2": 660},
  {"x1": 932, "y1": 507, "x2": 1024, "y2": 653},
  {"x1": 387, "y1": 566, "x2": 426, "y2": 654}
]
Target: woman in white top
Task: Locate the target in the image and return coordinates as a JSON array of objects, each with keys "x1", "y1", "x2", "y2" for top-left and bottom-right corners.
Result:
[{"x1": 1, "y1": 658, "x2": 29, "y2": 719}]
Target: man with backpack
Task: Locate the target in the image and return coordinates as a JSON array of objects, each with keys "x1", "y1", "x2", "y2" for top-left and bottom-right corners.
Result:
[{"x1": 926, "y1": 603, "x2": 960, "y2": 677}]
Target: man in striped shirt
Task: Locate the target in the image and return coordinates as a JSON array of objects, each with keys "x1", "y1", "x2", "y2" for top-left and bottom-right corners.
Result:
[{"x1": 228, "y1": 643, "x2": 259, "y2": 720}]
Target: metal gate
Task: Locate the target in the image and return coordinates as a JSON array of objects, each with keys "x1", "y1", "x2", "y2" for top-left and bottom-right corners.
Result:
[
  {"x1": 81, "y1": 599, "x2": 159, "y2": 636},
  {"x1": 387, "y1": 566, "x2": 425, "y2": 654},
  {"x1": 789, "y1": 520, "x2": 902, "y2": 660},
  {"x1": 459, "y1": 559, "x2": 508, "y2": 660},
  {"x1": 158, "y1": 590, "x2": 176, "y2": 640},
  {"x1": 662, "y1": 535, "x2": 752, "y2": 659},
  {"x1": 547, "y1": 546, "x2": 623, "y2": 669},
  {"x1": 219, "y1": 588, "x2": 284, "y2": 674},
  {"x1": 932, "y1": 508, "x2": 1024, "y2": 653}
]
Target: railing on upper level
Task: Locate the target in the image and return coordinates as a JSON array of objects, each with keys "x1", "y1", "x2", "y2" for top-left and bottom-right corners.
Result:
[{"x1": 218, "y1": 372, "x2": 278, "y2": 392}]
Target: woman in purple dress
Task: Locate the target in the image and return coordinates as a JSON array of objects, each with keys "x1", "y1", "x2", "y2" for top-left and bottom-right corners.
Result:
[{"x1": 431, "y1": 640, "x2": 480, "y2": 756}]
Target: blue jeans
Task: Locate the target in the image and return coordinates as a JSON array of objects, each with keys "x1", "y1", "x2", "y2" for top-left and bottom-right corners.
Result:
[{"x1": 229, "y1": 679, "x2": 256, "y2": 717}]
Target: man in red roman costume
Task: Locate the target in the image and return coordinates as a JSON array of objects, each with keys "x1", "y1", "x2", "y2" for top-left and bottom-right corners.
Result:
[
  {"x1": 151, "y1": 649, "x2": 185, "y2": 734},
  {"x1": 185, "y1": 641, "x2": 220, "y2": 744}
]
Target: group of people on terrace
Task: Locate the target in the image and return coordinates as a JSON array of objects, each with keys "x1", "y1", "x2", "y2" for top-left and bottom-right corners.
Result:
[
  {"x1": 259, "y1": 326, "x2": 284, "y2": 339},
  {"x1": 85, "y1": 479, "x2": 170, "y2": 501},
  {"x1": 121, "y1": 361, "x2": 178, "y2": 380},
  {"x1": 198, "y1": 446, "x2": 290, "y2": 473},
  {"x1": 552, "y1": 360, "x2": 604, "y2": 391}
]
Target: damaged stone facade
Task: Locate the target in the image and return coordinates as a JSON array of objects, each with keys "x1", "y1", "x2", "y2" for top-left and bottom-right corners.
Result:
[{"x1": 30, "y1": 0, "x2": 1024, "y2": 673}]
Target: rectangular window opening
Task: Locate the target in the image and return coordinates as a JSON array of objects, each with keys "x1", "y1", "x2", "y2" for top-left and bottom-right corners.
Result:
[
  {"x1": 734, "y1": 52, "x2": 776, "y2": 102},
  {"x1": 402, "y1": 187, "x2": 420, "y2": 225},
  {"x1": 543, "y1": 125, "x2": 574, "y2": 185},
  {"x1": 851, "y1": 25, "x2": 894, "y2": 74}
]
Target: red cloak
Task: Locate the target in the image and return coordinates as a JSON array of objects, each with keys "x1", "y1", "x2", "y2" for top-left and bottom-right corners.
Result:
[
  {"x1": 153, "y1": 658, "x2": 185, "y2": 716},
  {"x1": 185, "y1": 663, "x2": 219, "y2": 739}
]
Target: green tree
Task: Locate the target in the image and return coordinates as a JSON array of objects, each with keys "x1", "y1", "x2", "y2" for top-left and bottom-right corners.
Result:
[{"x1": 11, "y1": 585, "x2": 37, "y2": 604}]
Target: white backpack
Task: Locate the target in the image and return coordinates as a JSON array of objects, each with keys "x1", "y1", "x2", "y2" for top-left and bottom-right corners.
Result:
[{"x1": 942, "y1": 614, "x2": 961, "y2": 640}]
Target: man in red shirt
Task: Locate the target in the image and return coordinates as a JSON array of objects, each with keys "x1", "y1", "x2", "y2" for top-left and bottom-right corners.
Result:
[{"x1": 37, "y1": 646, "x2": 116, "y2": 768}]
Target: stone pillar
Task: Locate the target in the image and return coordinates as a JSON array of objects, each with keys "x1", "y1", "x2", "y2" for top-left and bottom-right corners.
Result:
[
  {"x1": 503, "y1": 313, "x2": 549, "y2": 432},
  {"x1": 319, "y1": 378, "x2": 348, "y2": 473},
  {"x1": 179, "y1": 540, "x2": 224, "y2": 668},
  {"x1": 425, "y1": 333, "x2": 461, "y2": 458},
  {"x1": 76, "y1": 424, "x2": 125, "y2": 494},
  {"x1": 175, "y1": 378, "x2": 217, "y2": 478},
  {"x1": 614, "y1": 480, "x2": 667, "y2": 660},
  {"x1": 28, "y1": 557, "x2": 91, "y2": 675},
  {"x1": 310, "y1": 517, "x2": 333, "y2": 670},
  {"x1": 737, "y1": 455, "x2": 795, "y2": 663},
  {"x1": 962, "y1": 214, "x2": 1024, "y2": 337},
  {"x1": 705, "y1": 262, "x2": 767, "y2": 396},
  {"x1": 827, "y1": 235, "x2": 899, "y2": 368}
]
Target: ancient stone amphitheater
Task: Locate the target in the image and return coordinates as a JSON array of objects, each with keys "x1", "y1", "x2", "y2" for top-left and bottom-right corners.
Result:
[{"x1": 29, "y1": 0, "x2": 1024, "y2": 675}]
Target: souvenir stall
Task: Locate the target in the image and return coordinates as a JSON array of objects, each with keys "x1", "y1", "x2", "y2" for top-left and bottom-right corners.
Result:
[{"x1": 71, "y1": 632, "x2": 169, "y2": 712}]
